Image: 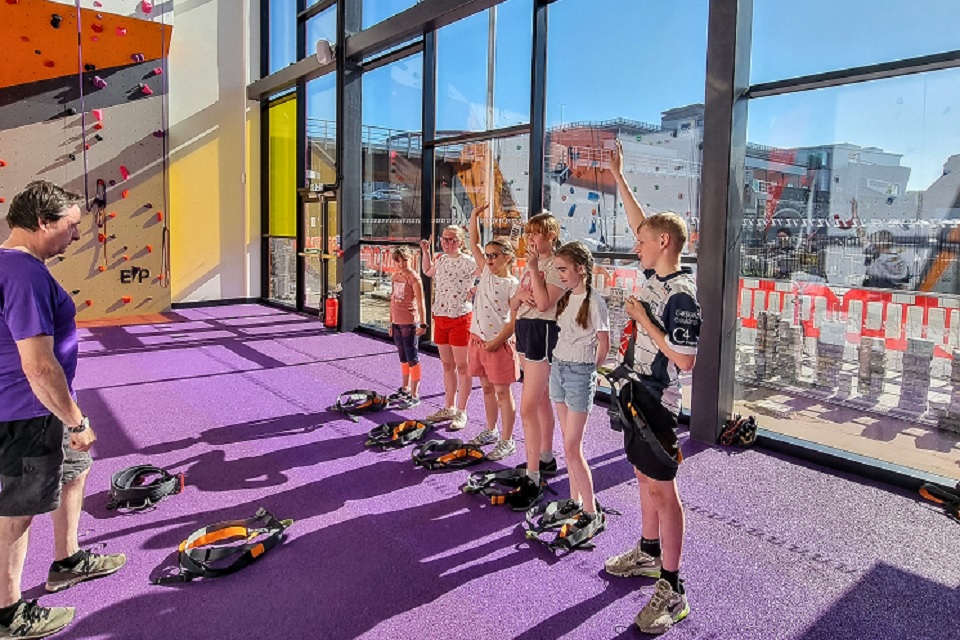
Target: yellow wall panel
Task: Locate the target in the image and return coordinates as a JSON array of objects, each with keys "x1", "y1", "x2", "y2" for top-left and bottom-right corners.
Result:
[
  {"x1": 268, "y1": 97, "x2": 297, "y2": 237},
  {"x1": 170, "y1": 138, "x2": 221, "y2": 301}
]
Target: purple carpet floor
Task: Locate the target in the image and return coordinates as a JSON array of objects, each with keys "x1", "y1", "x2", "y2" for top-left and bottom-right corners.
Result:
[{"x1": 20, "y1": 304, "x2": 960, "y2": 639}]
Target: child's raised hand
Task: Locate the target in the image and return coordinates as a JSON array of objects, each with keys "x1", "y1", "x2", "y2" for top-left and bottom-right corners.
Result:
[
  {"x1": 471, "y1": 203, "x2": 490, "y2": 218},
  {"x1": 419, "y1": 238, "x2": 432, "y2": 253},
  {"x1": 609, "y1": 140, "x2": 624, "y2": 175}
]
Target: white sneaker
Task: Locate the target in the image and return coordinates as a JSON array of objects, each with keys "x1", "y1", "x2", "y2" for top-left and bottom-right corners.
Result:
[
  {"x1": 469, "y1": 428, "x2": 500, "y2": 446},
  {"x1": 486, "y1": 439, "x2": 516, "y2": 461},
  {"x1": 449, "y1": 410, "x2": 468, "y2": 431},
  {"x1": 426, "y1": 407, "x2": 457, "y2": 422}
]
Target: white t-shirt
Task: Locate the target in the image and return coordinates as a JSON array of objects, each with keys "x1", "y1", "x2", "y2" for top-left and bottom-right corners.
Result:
[
  {"x1": 553, "y1": 291, "x2": 610, "y2": 364},
  {"x1": 469, "y1": 268, "x2": 520, "y2": 341},
  {"x1": 432, "y1": 253, "x2": 477, "y2": 317},
  {"x1": 516, "y1": 255, "x2": 564, "y2": 321}
]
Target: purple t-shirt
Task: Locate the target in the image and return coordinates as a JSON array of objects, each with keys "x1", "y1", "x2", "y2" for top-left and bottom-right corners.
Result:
[{"x1": 0, "y1": 249, "x2": 78, "y2": 421}]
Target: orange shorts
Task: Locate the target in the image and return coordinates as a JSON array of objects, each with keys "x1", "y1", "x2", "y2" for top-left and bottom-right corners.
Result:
[
  {"x1": 433, "y1": 313, "x2": 472, "y2": 347},
  {"x1": 468, "y1": 334, "x2": 520, "y2": 384}
]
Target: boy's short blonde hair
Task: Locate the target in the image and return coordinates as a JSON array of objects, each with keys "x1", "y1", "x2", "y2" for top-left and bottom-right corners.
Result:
[{"x1": 638, "y1": 212, "x2": 688, "y2": 252}]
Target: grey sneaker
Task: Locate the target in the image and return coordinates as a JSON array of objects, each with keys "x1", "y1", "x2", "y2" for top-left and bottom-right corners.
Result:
[
  {"x1": 449, "y1": 410, "x2": 468, "y2": 431},
  {"x1": 426, "y1": 407, "x2": 457, "y2": 422},
  {"x1": 469, "y1": 428, "x2": 500, "y2": 446},
  {"x1": 0, "y1": 600, "x2": 75, "y2": 639},
  {"x1": 635, "y1": 579, "x2": 689, "y2": 634},
  {"x1": 605, "y1": 540, "x2": 662, "y2": 578},
  {"x1": 393, "y1": 396, "x2": 421, "y2": 410},
  {"x1": 46, "y1": 550, "x2": 127, "y2": 593},
  {"x1": 485, "y1": 439, "x2": 516, "y2": 461}
]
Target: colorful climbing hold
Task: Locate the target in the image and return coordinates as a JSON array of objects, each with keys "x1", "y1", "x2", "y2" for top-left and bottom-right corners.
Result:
[
  {"x1": 85, "y1": 300, "x2": 93, "y2": 307},
  {"x1": 44, "y1": 60, "x2": 55, "y2": 68},
  {"x1": 120, "y1": 166, "x2": 130, "y2": 181},
  {"x1": 21, "y1": 36, "x2": 29, "y2": 42},
  {"x1": 50, "y1": 14, "x2": 62, "y2": 28},
  {"x1": 108, "y1": 180, "x2": 116, "y2": 186},
  {"x1": 152, "y1": 130, "x2": 165, "y2": 138},
  {"x1": 92, "y1": 76, "x2": 107, "y2": 89},
  {"x1": 93, "y1": 123, "x2": 104, "y2": 131},
  {"x1": 98, "y1": 265, "x2": 106, "y2": 272},
  {"x1": 108, "y1": 212, "x2": 117, "y2": 219},
  {"x1": 91, "y1": 36, "x2": 98, "y2": 42},
  {"x1": 95, "y1": 134, "x2": 103, "y2": 141},
  {"x1": 144, "y1": 203, "x2": 153, "y2": 209},
  {"x1": 0, "y1": 198, "x2": 5, "y2": 204},
  {"x1": 122, "y1": 255, "x2": 129, "y2": 261},
  {"x1": 141, "y1": 0, "x2": 154, "y2": 13},
  {"x1": 139, "y1": 84, "x2": 153, "y2": 96},
  {"x1": 85, "y1": 64, "x2": 96, "y2": 71},
  {"x1": 122, "y1": 296, "x2": 132, "y2": 304},
  {"x1": 116, "y1": 27, "x2": 127, "y2": 37},
  {"x1": 152, "y1": 67, "x2": 163, "y2": 76},
  {"x1": 146, "y1": 245, "x2": 153, "y2": 253},
  {"x1": 131, "y1": 53, "x2": 145, "y2": 63},
  {"x1": 66, "y1": 107, "x2": 76, "y2": 116},
  {"x1": 68, "y1": 154, "x2": 76, "y2": 161},
  {"x1": 91, "y1": 24, "x2": 103, "y2": 33},
  {"x1": 122, "y1": 190, "x2": 129, "y2": 199},
  {"x1": 156, "y1": 211, "x2": 163, "y2": 222},
  {"x1": 0, "y1": 160, "x2": 6, "y2": 167},
  {"x1": 98, "y1": 233, "x2": 106, "y2": 242},
  {"x1": 92, "y1": 109, "x2": 103, "y2": 121}
]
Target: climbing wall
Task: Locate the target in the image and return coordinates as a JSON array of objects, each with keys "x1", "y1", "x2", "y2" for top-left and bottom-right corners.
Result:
[{"x1": 0, "y1": 0, "x2": 172, "y2": 318}]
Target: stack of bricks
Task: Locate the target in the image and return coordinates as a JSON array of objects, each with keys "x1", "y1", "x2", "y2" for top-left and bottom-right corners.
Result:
[
  {"x1": 754, "y1": 311, "x2": 780, "y2": 381},
  {"x1": 898, "y1": 337, "x2": 933, "y2": 412},
  {"x1": 814, "y1": 322, "x2": 846, "y2": 392},
  {"x1": 775, "y1": 318, "x2": 803, "y2": 383},
  {"x1": 936, "y1": 348, "x2": 960, "y2": 434},
  {"x1": 857, "y1": 336, "x2": 885, "y2": 402}
]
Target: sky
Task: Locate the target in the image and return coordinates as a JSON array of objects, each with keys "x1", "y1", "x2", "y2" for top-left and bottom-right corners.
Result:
[{"x1": 275, "y1": 0, "x2": 960, "y2": 192}]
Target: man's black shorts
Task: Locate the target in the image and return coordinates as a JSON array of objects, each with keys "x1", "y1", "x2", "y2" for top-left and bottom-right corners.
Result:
[
  {"x1": 516, "y1": 318, "x2": 558, "y2": 363},
  {"x1": 0, "y1": 414, "x2": 93, "y2": 517}
]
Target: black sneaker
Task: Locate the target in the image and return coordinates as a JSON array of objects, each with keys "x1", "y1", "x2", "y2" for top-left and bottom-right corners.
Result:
[
  {"x1": 0, "y1": 600, "x2": 75, "y2": 639},
  {"x1": 515, "y1": 457, "x2": 559, "y2": 477},
  {"x1": 388, "y1": 388, "x2": 410, "y2": 402},
  {"x1": 507, "y1": 476, "x2": 544, "y2": 511}
]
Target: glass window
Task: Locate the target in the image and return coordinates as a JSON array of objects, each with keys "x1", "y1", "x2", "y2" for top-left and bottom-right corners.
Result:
[
  {"x1": 542, "y1": 0, "x2": 707, "y2": 254},
  {"x1": 360, "y1": 244, "x2": 424, "y2": 330},
  {"x1": 306, "y1": 6, "x2": 337, "y2": 49},
  {"x1": 268, "y1": 237, "x2": 297, "y2": 305},
  {"x1": 268, "y1": 96, "x2": 297, "y2": 237},
  {"x1": 435, "y1": 134, "x2": 529, "y2": 240},
  {"x1": 362, "y1": 0, "x2": 420, "y2": 29},
  {"x1": 306, "y1": 73, "x2": 337, "y2": 188},
  {"x1": 436, "y1": 0, "x2": 532, "y2": 137},
  {"x1": 268, "y1": 0, "x2": 297, "y2": 74},
  {"x1": 362, "y1": 53, "x2": 423, "y2": 242},
  {"x1": 751, "y1": 0, "x2": 960, "y2": 85},
  {"x1": 737, "y1": 68, "x2": 960, "y2": 479}
]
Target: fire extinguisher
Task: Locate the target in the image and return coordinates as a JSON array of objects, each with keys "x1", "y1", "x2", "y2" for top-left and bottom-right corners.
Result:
[{"x1": 324, "y1": 290, "x2": 339, "y2": 329}]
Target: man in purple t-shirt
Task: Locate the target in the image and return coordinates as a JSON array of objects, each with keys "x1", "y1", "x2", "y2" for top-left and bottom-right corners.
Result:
[{"x1": 0, "y1": 181, "x2": 126, "y2": 639}]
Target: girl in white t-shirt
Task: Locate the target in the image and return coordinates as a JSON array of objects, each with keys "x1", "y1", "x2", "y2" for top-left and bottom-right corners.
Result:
[
  {"x1": 549, "y1": 241, "x2": 610, "y2": 534},
  {"x1": 420, "y1": 226, "x2": 477, "y2": 430},
  {"x1": 465, "y1": 204, "x2": 520, "y2": 460}
]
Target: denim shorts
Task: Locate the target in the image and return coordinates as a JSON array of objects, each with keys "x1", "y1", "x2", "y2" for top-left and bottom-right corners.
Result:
[
  {"x1": 548, "y1": 361, "x2": 598, "y2": 413},
  {"x1": 0, "y1": 414, "x2": 92, "y2": 517}
]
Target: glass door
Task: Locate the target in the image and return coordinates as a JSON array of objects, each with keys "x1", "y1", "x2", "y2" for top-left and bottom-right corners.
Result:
[{"x1": 301, "y1": 193, "x2": 340, "y2": 316}]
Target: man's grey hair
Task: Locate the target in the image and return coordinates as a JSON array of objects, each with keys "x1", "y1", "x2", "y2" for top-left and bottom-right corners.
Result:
[{"x1": 7, "y1": 181, "x2": 83, "y2": 231}]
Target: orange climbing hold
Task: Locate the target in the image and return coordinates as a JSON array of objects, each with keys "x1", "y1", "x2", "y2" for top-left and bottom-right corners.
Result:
[
  {"x1": 122, "y1": 190, "x2": 129, "y2": 198},
  {"x1": 122, "y1": 255, "x2": 129, "y2": 261},
  {"x1": 98, "y1": 265, "x2": 106, "y2": 272},
  {"x1": 108, "y1": 212, "x2": 117, "y2": 219},
  {"x1": 0, "y1": 160, "x2": 7, "y2": 167},
  {"x1": 98, "y1": 233, "x2": 105, "y2": 242},
  {"x1": 85, "y1": 300, "x2": 93, "y2": 307},
  {"x1": 0, "y1": 198, "x2": 5, "y2": 204},
  {"x1": 156, "y1": 211, "x2": 163, "y2": 222},
  {"x1": 146, "y1": 244, "x2": 153, "y2": 253},
  {"x1": 122, "y1": 296, "x2": 132, "y2": 303}
]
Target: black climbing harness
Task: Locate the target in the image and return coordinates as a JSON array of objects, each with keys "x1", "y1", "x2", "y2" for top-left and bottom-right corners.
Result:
[
  {"x1": 461, "y1": 468, "x2": 554, "y2": 508},
  {"x1": 720, "y1": 414, "x2": 758, "y2": 447},
  {"x1": 330, "y1": 389, "x2": 390, "y2": 422},
  {"x1": 604, "y1": 320, "x2": 681, "y2": 471},
  {"x1": 154, "y1": 508, "x2": 293, "y2": 584},
  {"x1": 919, "y1": 481, "x2": 960, "y2": 523},
  {"x1": 412, "y1": 439, "x2": 486, "y2": 470},
  {"x1": 365, "y1": 419, "x2": 432, "y2": 449},
  {"x1": 524, "y1": 499, "x2": 618, "y2": 551},
  {"x1": 106, "y1": 465, "x2": 183, "y2": 511}
]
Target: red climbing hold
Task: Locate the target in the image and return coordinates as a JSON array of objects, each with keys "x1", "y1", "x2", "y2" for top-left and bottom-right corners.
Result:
[
  {"x1": 0, "y1": 198, "x2": 5, "y2": 203},
  {"x1": 85, "y1": 300, "x2": 93, "y2": 307},
  {"x1": 91, "y1": 23, "x2": 103, "y2": 33},
  {"x1": 141, "y1": 0, "x2": 153, "y2": 14},
  {"x1": 146, "y1": 245, "x2": 153, "y2": 253},
  {"x1": 98, "y1": 265, "x2": 106, "y2": 272},
  {"x1": 98, "y1": 233, "x2": 106, "y2": 243},
  {"x1": 108, "y1": 212, "x2": 117, "y2": 219},
  {"x1": 21, "y1": 36, "x2": 29, "y2": 42},
  {"x1": 116, "y1": 27, "x2": 127, "y2": 37},
  {"x1": 122, "y1": 190, "x2": 129, "y2": 199},
  {"x1": 120, "y1": 166, "x2": 130, "y2": 181},
  {"x1": 44, "y1": 60, "x2": 55, "y2": 68},
  {"x1": 152, "y1": 67, "x2": 163, "y2": 76},
  {"x1": 0, "y1": 160, "x2": 6, "y2": 167},
  {"x1": 6, "y1": 0, "x2": 20, "y2": 4},
  {"x1": 122, "y1": 296, "x2": 132, "y2": 304},
  {"x1": 156, "y1": 211, "x2": 164, "y2": 222},
  {"x1": 93, "y1": 1, "x2": 101, "y2": 6},
  {"x1": 85, "y1": 144, "x2": 90, "y2": 150},
  {"x1": 92, "y1": 109, "x2": 103, "y2": 121},
  {"x1": 93, "y1": 123, "x2": 104, "y2": 131},
  {"x1": 140, "y1": 84, "x2": 153, "y2": 96}
]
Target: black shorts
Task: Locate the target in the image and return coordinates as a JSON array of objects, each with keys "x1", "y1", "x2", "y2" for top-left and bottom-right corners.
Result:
[
  {"x1": 0, "y1": 414, "x2": 93, "y2": 517},
  {"x1": 515, "y1": 318, "x2": 558, "y2": 363},
  {"x1": 611, "y1": 387, "x2": 681, "y2": 482}
]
